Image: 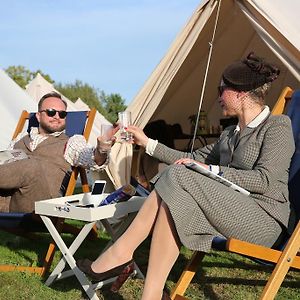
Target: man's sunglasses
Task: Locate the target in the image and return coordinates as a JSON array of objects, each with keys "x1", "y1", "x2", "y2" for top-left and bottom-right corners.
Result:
[{"x1": 39, "y1": 108, "x2": 68, "y2": 119}]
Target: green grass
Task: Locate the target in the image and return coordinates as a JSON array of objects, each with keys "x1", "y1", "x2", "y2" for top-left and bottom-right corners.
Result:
[{"x1": 0, "y1": 221, "x2": 299, "y2": 300}]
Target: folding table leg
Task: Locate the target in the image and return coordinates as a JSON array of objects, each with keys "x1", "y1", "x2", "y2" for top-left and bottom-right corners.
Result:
[
  {"x1": 45, "y1": 220, "x2": 96, "y2": 285},
  {"x1": 40, "y1": 216, "x2": 99, "y2": 300}
]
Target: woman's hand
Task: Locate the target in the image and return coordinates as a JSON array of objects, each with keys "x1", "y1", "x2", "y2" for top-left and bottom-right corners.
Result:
[
  {"x1": 174, "y1": 158, "x2": 209, "y2": 169},
  {"x1": 126, "y1": 125, "x2": 149, "y2": 148}
]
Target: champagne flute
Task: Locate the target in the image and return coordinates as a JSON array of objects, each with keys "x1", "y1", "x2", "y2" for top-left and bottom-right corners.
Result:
[{"x1": 118, "y1": 111, "x2": 133, "y2": 142}]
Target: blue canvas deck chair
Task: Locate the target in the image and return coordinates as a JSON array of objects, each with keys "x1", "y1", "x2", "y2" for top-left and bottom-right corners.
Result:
[
  {"x1": 0, "y1": 108, "x2": 97, "y2": 276},
  {"x1": 171, "y1": 87, "x2": 300, "y2": 300}
]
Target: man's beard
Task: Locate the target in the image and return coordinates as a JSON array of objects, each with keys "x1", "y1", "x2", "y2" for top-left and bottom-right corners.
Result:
[{"x1": 39, "y1": 121, "x2": 65, "y2": 134}]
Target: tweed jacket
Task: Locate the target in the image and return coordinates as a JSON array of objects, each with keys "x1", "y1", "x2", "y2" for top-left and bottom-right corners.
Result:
[
  {"x1": 14, "y1": 133, "x2": 71, "y2": 198},
  {"x1": 152, "y1": 114, "x2": 295, "y2": 231}
]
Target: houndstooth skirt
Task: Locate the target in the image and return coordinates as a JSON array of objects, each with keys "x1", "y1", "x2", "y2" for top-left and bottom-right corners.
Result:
[{"x1": 153, "y1": 164, "x2": 282, "y2": 253}]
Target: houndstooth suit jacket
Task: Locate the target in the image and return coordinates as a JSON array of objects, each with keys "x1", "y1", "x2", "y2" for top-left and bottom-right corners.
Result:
[{"x1": 151, "y1": 114, "x2": 295, "y2": 234}]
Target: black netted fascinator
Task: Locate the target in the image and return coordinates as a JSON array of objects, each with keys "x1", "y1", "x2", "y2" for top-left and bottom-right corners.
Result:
[{"x1": 222, "y1": 52, "x2": 280, "y2": 91}]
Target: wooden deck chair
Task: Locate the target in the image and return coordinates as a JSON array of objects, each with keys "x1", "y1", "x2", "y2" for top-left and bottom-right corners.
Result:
[
  {"x1": 0, "y1": 108, "x2": 97, "y2": 276},
  {"x1": 171, "y1": 87, "x2": 300, "y2": 300}
]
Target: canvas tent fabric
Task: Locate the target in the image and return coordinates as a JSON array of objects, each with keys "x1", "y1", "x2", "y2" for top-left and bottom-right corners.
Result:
[
  {"x1": 107, "y1": 0, "x2": 300, "y2": 188},
  {"x1": 0, "y1": 69, "x2": 36, "y2": 149},
  {"x1": 25, "y1": 73, "x2": 79, "y2": 111},
  {"x1": 73, "y1": 98, "x2": 112, "y2": 136},
  {"x1": 25, "y1": 73, "x2": 111, "y2": 147}
]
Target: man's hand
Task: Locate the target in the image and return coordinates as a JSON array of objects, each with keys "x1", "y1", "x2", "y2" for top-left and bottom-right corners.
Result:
[
  {"x1": 96, "y1": 125, "x2": 119, "y2": 154},
  {"x1": 94, "y1": 125, "x2": 119, "y2": 165}
]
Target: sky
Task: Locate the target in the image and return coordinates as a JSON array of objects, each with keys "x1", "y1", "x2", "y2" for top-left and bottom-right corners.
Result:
[{"x1": 1, "y1": 0, "x2": 201, "y2": 104}]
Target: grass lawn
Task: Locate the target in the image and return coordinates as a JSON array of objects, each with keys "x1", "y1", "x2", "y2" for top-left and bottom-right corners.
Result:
[{"x1": 0, "y1": 220, "x2": 299, "y2": 300}]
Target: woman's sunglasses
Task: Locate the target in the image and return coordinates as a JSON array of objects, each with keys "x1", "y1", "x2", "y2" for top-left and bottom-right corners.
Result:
[
  {"x1": 218, "y1": 85, "x2": 227, "y2": 97},
  {"x1": 39, "y1": 108, "x2": 68, "y2": 119}
]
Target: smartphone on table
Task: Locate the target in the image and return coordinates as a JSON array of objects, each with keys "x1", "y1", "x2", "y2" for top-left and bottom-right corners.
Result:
[{"x1": 91, "y1": 180, "x2": 107, "y2": 195}]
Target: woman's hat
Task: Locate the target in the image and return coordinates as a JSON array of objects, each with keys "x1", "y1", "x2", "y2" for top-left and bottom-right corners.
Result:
[{"x1": 222, "y1": 52, "x2": 280, "y2": 91}]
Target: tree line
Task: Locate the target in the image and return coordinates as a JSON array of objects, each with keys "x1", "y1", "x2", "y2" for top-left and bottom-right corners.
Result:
[{"x1": 5, "y1": 65, "x2": 127, "y2": 123}]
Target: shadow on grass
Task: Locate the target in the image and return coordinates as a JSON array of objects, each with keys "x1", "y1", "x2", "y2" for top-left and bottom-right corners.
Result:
[
  {"x1": 0, "y1": 226, "x2": 110, "y2": 277},
  {"x1": 49, "y1": 276, "x2": 129, "y2": 300},
  {"x1": 0, "y1": 230, "x2": 54, "y2": 266},
  {"x1": 168, "y1": 249, "x2": 300, "y2": 300}
]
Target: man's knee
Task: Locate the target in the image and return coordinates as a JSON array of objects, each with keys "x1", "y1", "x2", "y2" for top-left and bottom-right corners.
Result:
[{"x1": 19, "y1": 159, "x2": 44, "y2": 186}]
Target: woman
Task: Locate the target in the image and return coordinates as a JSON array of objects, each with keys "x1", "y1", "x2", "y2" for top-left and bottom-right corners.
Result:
[{"x1": 77, "y1": 53, "x2": 295, "y2": 300}]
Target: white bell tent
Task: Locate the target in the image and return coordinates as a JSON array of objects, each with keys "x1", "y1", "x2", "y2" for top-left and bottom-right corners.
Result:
[
  {"x1": 0, "y1": 69, "x2": 36, "y2": 149},
  {"x1": 107, "y1": 0, "x2": 300, "y2": 188}
]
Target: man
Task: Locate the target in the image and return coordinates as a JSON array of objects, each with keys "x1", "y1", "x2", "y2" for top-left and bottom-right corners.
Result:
[{"x1": 0, "y1": 92, "x2": 115, "y2": 212}]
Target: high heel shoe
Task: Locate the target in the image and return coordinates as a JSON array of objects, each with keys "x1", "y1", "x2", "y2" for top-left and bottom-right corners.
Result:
[
  {"x1": 76, "y1": 258, "x2": 134, "y2": 291},
  {"x1": 110, "y1": 261, "x2": 135, "y2": 293}
]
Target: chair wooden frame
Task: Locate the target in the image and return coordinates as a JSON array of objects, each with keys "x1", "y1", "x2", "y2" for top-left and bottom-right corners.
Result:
[
  {"x1": 171, "y1": 87, "x2": 299, "y2": 300},
  {"x1": 0, "y1": 108, "x2": 97, "y2": 276}
]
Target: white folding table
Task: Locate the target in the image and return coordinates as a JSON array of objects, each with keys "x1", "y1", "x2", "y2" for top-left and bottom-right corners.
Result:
[{"x1": 35, "y1": 193, "x2": 146, "y2": 300}]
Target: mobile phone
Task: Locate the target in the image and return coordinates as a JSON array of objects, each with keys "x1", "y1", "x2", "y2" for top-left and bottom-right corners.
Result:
[{"x1": 91, "y1": 180, "x2": 106, "y2": 195}]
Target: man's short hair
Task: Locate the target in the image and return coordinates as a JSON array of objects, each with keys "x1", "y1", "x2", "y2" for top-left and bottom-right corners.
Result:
[{"x1": 38, "y1": 92, "x2": 67, "y2": 111}]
